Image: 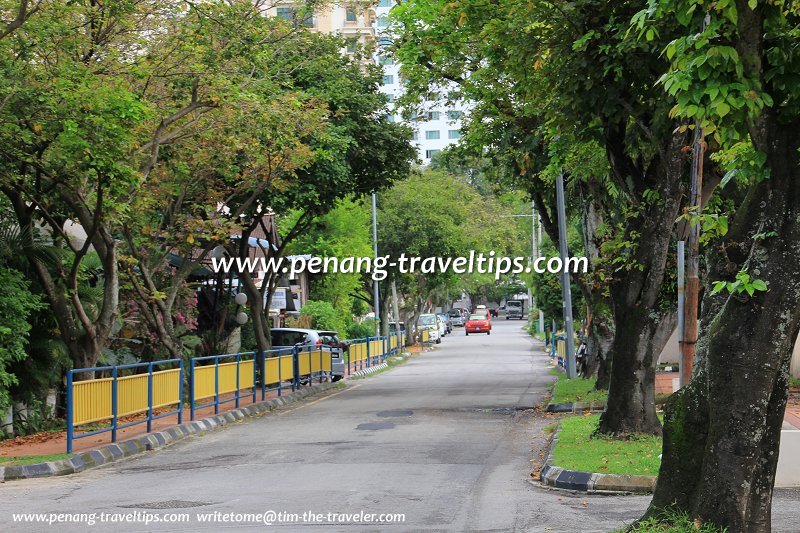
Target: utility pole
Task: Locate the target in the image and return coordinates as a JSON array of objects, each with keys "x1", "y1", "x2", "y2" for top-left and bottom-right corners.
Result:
[
  {"x1": 556, "y1": 170, "x2": 577, "y2": 378},
  {"x1": 537, "y1": 212, "x2": 545, "y2": 333},
  {"x1": 681, "y1": 120, "x2": 705, "y2": 386},
  {"x1": 372, "y1": 192, "x2": 380, "y2": 338},
  {"x1": 528, "y1": 201, "x2": 535, "y2": 324},
  {"x1": 391, "y1": 280, "x2": 402, "y2": 349}
]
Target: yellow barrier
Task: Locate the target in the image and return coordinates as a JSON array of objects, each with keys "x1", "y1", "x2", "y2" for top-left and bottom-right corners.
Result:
[
  {"x1": 368, "y1": 339, "x2": 384, "y2": 359},
  {"x1": 193, "y1": 360, "x2": 254, "y2": 401},
  {"x1": 422, "y1": 329, "x2": 430, "y2": 343},
  {"x1": 390, "y1": 335, "x2": 398, "y2": 350},
  {"x1": 72, "y1": 368, "x2": 181, "y2": 426},
  {"x1": 72, "y1": 378, "x2": 113, "y2": 426},
  {"x1": 265, "y1": 354, "x2": 294, "y2": 385},
  {"x1": 350, "y1": 342, "x2": 368, "y2": 363},
  {"x1": 557, "y1": 339, "x2": 566, "y2": 359}
]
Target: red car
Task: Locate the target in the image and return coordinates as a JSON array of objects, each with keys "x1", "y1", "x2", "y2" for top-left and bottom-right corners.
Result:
[{"x1": 465, "y1": 313, "x2": 492, "y2": 335}]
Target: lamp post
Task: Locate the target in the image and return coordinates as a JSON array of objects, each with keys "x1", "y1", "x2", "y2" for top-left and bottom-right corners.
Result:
[
  {"x1": 372, "y1": 192, "x2": 380, "y2": 338},
  {"x1": 556, "y1": 170, "x2": 577, "y2": 378}
]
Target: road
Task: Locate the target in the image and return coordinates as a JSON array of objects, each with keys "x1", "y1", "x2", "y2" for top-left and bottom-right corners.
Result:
[{"x1": 1, "y1": 320, "x2": 798, "y2": 532}]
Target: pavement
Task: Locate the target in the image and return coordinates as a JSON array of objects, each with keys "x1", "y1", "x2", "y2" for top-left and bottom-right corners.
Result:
[{"x1": 1, "y1": 321, "x2": 799, "y2": 532}]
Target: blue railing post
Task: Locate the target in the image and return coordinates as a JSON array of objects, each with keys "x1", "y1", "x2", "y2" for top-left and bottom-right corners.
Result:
[
  {"x1": 111, "y1": 366, "x2": 118, "y2": 444},
  {"x1": 261, "y1": 351, "x2": 267, "y2": 401},
  {"x1": 189, "y1": 360, "x2": 195, "y2": 421},
  {"x1": 66, "y1": 370, "x2": 74, "y2": 454},
  {"x1": 366, "y1": 338, "x2": 371, "y2": 368},
  {"x1": 235, "y1": 353, "x2": 241, "y2": 409},
  {"x1": 292, "y1": 346, "x2": 299, "y2": 391},
  {"x1": 277, "y1": 351, "x2": 282, "y2": 397},
  {"x1": 147, "y1": 362, "x2": 154, "y2": 433},
  {"x1": 214, "y1": 357, "x2": 220, "y2": 415},
  {"x1": 178, "y1": 360, "x2": 184, "y2": 425},
  {"x1": 252, "y1": 352, "x2": 257, "y2": 403}
]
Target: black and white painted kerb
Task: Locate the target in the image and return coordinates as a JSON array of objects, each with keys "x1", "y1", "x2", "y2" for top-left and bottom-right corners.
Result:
[{"x1": 352, "y1": 362, "x2": 388, "y2": 377}]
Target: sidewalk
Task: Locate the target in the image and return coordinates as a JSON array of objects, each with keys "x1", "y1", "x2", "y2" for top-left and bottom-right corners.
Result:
[{"x1": 777, "y1": 386, "x2": 800, "y2": 487}]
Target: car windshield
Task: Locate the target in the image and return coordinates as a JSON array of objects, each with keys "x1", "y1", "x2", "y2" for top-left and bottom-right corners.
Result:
[
  {"x1": 469, "y1": 314, "x2": 485, "y2": 321},
  {"x1": 271, "y1": 330, "x2": 309, "y2": 346},
  {"x1": 418, "y1": 315, "x2": 436, "y2": 326},
  {"x1": 448, "y1": 311, "x2": 460, "y2": 317}
]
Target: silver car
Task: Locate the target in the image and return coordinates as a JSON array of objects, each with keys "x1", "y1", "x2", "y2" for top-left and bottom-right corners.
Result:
[
  {"x1": 448, "y1": 309, "x2": 465, "y2": 327},
  {"x1": 270, "y1": 328, "x2": 345, "y2": 381}
]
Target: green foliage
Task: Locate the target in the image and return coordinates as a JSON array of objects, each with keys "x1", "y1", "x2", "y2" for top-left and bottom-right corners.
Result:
[
  {"x1": 300, "y1": 300, "x2": 346, "y2": 333},
  {"x1": 619, "y1": 510, "x2": 728, "y2": 532},
  {"x1": 711, "y1": 271, "x2": 768, "y2": 297},
  {"x1": 345, "y1": 320, "x2": 375, "y2": 340},
  {"x1": 0, "y1": 266, "x2": 43, "y2": 412}
]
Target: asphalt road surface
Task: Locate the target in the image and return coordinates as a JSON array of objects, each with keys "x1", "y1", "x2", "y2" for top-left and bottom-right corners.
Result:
[{"x1": 1, "y1": 320, "x2": 798, "y2": 532}]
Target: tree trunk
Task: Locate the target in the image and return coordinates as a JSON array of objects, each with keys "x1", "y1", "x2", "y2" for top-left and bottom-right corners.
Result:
[{"x1": 647, "y1": 115, "x2": 800, "y2": 532}]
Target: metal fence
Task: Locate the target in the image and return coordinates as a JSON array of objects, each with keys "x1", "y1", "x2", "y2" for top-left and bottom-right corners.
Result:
[
  {"x1": 65, "y1": 334, "x2": 407, "y2": 453},
  {"x1": 67, "y1": 359, "x2": 183, "y2": 453}
]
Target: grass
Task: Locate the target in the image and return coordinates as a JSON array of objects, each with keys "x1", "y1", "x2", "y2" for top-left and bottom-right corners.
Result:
[
  {"x1": 616, "y1": 510, "x2": 727, "y2": 532},
  {"x1": 553, "y1": 414, "x2": 662, "y2": 476},
  {"x1": 549, "y1": 368, "x2": 609, "y2": 404},
  {"x1": 0, "y1": 453, "x2": 72, "y2": 466}
]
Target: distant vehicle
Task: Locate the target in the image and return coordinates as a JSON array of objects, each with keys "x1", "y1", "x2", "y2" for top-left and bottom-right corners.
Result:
[
  {"x1": 465, "y1": 313, "x2": 492, "y2": 335},
  {"x1": 506, "y1": 300, "x2": 524, "y2": 320},
  {"x1": 448, "y1": 309, "x2": 466, "y2": 327},
  {"x1": 437, "y1": 313, "x2": 453, "y2": 334},
  {"x1": 417, "y1": 313, "x2": 442, "y2": 344},
  {"x1": 475, "y1": 304, "x2": 487, "y2": 310},
  {"x1": 270, "y1": 328, "x2": 345, "y2": 381},
  {"x1": 488, "y1": 307, "x2": 498, "y2": 317},
  {"x1": 389, "y1": 321, "x2": 405, "y2": 334}
]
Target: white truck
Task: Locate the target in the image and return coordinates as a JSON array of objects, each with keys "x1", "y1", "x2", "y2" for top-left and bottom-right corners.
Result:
[{"x1": 505, "y1": 300, "x2": 524, "y2": 320}]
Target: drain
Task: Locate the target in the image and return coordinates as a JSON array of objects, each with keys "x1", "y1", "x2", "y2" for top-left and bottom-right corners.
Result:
[
  {"x1": 120, "y1": 500, "x2": 214, "y2": 509},
  {"x1": 376, "y1": 409, "x2": 414, "y2": 418},
  {"x1": 356, "y1": 421, "x2": 395, "y2": 430}
]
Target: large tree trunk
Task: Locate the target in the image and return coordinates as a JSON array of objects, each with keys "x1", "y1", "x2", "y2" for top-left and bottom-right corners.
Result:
[
  {"x1": 598, "y1": 129, "x2": 687, "y2": 435},
  {"x1": 647, "y1": 116, "x2": 800, "y2": 532}
]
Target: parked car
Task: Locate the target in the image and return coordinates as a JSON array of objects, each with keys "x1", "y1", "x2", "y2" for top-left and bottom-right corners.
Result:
[
  {"x1": 438, "y1": 313, "x2": 453, "y2": 334},
  {"x1": 448, "y1": 309, "x2": 465, "y2": 327},
  {"x1": 488, "y1": 307, "x2": 499, "y2": 317},
  {"x1": 270, "y1": 328, "x2": 345, "y2": 381},
  {"x1": 465, "y1": 313, "x2": 492, "y2": 335},
  {"x1": 417, "y1": 313, "x2": 442, "y2": 344}
]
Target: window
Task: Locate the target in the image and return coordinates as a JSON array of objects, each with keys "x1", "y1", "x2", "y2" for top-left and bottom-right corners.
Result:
[
  {"x1": 448, "y1": 129, "x2": 461, "y2": 139},
  {"x1": 276, "y1": 7, "x2": 314, "y2": 28},
  {"x1": 425, "y1": 130, "x2": 440, "y2": 140},
  {"x1": 271, "y1": 330, "x2": 308, "y2": 347},
  {"x1": 412, "y1": 131, "x2": 419, "y2": 140},
  {"x1": 425, "y1": 149, "x2": 441, "y2": 159},
  {"x1": 386, "y1": 114, "x2": 395, "y2": 123},
  {"x1": 426, "y1": 111, "x2": 440, "y2": 121},
  {"x1": 378, "y1": 0, "x2": 391, "y2": 7},
  {"x1": 346, "y1": 38, "x2": 358, "y2": 53},
  {"x1": 446, "y1": 110, "x2": 463, "y2": 120},
  {"x1": 345, "y1": 7, "x2": 357, "y2": 22},
  {"x1": 378, "y1": 56, "x2": 393, "y2": 66},
  {"x1": 386, "y1": 94, "x2": 395, "y2": 102},
  {"x1": 382, "y1": 74, "x2": 394, "y2": 85},
  {"x1": 377, "y1": 15, "x2": 389, "y2": 27}
]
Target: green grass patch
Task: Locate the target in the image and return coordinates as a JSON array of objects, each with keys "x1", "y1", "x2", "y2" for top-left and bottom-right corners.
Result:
[
  {"x1": 549, "y1": 368, "x2": 608, "y2": 404},
  {"x1": 0, "y1": 453, "x2": 72, "y2": 466},
  {"x1": 617, "y1": 509, "x2": 727, "y2": 532},
  {"x1": 553, "y1": 414, "x2": 662, "y2": 476}
]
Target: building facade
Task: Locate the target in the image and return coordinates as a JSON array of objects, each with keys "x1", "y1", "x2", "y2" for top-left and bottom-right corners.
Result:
[{"x1": 270, "y1": 1, "x2": 466, "y2": 165}]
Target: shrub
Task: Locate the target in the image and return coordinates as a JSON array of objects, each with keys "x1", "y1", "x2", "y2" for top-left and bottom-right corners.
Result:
[
  {"x1": 299, "y1": 300, "x2": 345, "y2": 332},
  {"x1": 345, "y1": 319, "x2": 376, "y2": 340}
]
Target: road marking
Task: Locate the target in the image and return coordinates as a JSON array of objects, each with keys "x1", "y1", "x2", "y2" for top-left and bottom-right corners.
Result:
[{"x1": 277, "y1": 383, "x2": 364, "y2": 416}]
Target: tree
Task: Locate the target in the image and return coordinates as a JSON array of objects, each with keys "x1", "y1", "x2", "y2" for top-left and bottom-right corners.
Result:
[
  {"x1": 392, "y1": 0, "x2": 699, "y2": 434},
  {"x1": 639, "y1": 1, "x2": 800, "y2": 530}
]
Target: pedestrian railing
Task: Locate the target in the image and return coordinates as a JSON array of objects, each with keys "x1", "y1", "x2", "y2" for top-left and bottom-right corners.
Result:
[
  {"x1": 190, "y1": 352, "x2": 258, "y2": 421},
  {"x1": 296, "y1": 345, "x2": 333, "y2": 383},
  {"x1": 261, "y1": 347, "x2": 296, "y2": 398},
  {"x1": 66, "y1": 359, "x2": 183, "y2": 453},
  {"x1": 421, "y1": 329, "x2": 431, "y2": 346}
]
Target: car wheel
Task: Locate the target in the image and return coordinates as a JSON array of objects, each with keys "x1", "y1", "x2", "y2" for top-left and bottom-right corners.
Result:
[
  {"x1": 465, "y1": 331, "x2": 469, "y2": 336},
  {"x1": 487, "y1": 331, "x2": 491, "y2": 335},
  {"x1": 436, "y1": 338, "x2": 441, "y2": 344},
  {"x1": 506, "y1": 317, "x2": 509, "y2": 320},
  {"x1": 332, "y1": 375, "x2": 343, "y2": 382}
]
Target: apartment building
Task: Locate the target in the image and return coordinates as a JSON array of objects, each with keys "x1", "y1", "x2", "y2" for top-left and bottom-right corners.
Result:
[
  {"x1": 269, "y1": 1, "x2": 465, "y2": 165},
  {"x1": 374, "y1": 0, "x2": 466, "y2": 164}
]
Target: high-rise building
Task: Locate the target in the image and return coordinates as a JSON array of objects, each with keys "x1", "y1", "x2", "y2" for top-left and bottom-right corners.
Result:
[
  {"x1": 269, "y1": 1, "x2": 465, "y2": 165},
  {"x1": 374, "y1": 0, "x2": 465, "y2": 165}
]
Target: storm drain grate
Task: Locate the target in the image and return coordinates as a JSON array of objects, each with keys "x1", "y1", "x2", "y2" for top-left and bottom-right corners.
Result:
[
  {"x1": 376, "y1": 409, "x2": 414, "y2": 418},
  {"x1": 120, "y1": 500, "x2": 215, "y2": 509}
]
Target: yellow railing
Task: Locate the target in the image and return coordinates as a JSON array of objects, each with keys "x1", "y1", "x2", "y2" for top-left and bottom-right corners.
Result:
[
  {"x1": 265, "y1": 354, "x2": 295, "y2": 386},
  {"x1": 422, "y1": 329, "x2": 430, "y2": 343}
]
